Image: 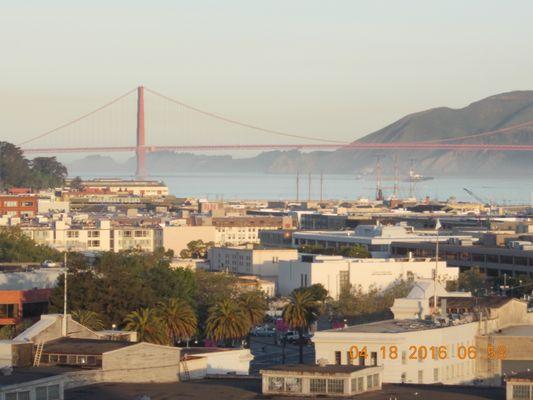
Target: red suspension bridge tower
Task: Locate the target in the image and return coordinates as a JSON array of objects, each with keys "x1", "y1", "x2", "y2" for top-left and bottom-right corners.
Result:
[{"x1": 136, "y1": 86, "x2": 147, "y2": 179}]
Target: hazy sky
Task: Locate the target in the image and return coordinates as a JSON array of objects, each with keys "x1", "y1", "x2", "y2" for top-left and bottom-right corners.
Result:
[{"x1": 2, "y1": 0, "x2": 533, "y2": 151}]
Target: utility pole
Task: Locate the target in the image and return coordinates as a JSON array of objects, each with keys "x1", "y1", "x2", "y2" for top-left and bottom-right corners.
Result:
[
  {"x1": 62, "y1": 252, "x2": 68, "y2": 337},
  {"x1": 433, "y1": 219, "x2": 441, "y2": 316}
]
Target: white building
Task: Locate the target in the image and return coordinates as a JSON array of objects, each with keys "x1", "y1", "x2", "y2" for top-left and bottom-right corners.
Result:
[
  {"x1": 208, "y1": 246, "x2": 298, "y2": 280},
  {"x1": 313, "y1": 281, "x2": 532, "y2": 386},
  {"x1": 21, "y1": 219, "x2": 163, "y2": 252},
  {"x1": 390, "y1": 279, "x2": 470, "y2": 319},
  {"x1": 292, "y1": 223, "x2": 474, "y2": 257},
  {"x1": 277, "y1": 254, "x2": 458, "y2": 299},
  {"x1": 77, "y1": 178, "x2": 169, "y2": 197}
]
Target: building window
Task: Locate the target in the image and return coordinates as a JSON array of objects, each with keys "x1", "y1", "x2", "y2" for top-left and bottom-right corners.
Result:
[
  {"x1": 334, "y1": 351, "x2": 341, "y2": 365},
  {"x1": 339, "y1": 270, "x2": 349, "y2": 293},
  {"x1": 372, "y1": 374, "x2": 380, "y2": 388},
  {"x1": 285, "y1": 377, "x2": 302, "y2": 393},
  {"x1": 418, "y1": 370, "x2": 423, "y2": 383},
  {"x1": 310, "y1": 378, "x2": 327, "y2": 393},
  {"x1": 367, "y1": 374, "x2": 373, "y2": 388},
  {"x1": 268, "y1": 377, "x2": 284, "y2": 392},
  {"x1": 512, "y1": 385, "x2": 531, "y2": 399},
  {"x1": 0, "y1": 303, "x2": 17, "y2": 318},
  {"x1": 346, "y1": 351, "x2": 353, "y2": 365},
  {"x1": 401, "y1": 350, "x2": 407, "y2": 364},
  {"x1": 434, "y1": 367, "x2": 439, "y2": 382},
  {"x1": 370, "y1": 352, "x2": 377, "y2": 366},
  {"x1": 327, "y1": 379, "x2": 344, "y2": 394},
  {"x1": 358, "y1": 376, "x2": 364, "y2": 392},
  {"x1": 6, "y1": 392, "x2": 30, "y2": 400},
  {"x1": 36, "y1": 387, "x2": 47, "y2": 400}
]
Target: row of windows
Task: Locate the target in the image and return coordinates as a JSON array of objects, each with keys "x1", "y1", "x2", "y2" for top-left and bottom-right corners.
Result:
[
  {"x1": 41, "y1": 353, "x2": 102, "y2": 367},
  {"x1": 1, "y1": 201, "x2": 34, "y2": 207},
  {"x1": 512, "y1": 384, "x2": 532, "y2": 400},
  {"x1": 5, "y1": 383, "x2": 60, "y2": 400},
  {"x1": 310, "y1": 378, "x2": 344, "y2": 394}
]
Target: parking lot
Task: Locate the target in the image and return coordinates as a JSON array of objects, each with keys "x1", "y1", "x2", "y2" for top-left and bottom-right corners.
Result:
[{"x1": 249, "y1": 335, "x2": 315, "y2": 374}]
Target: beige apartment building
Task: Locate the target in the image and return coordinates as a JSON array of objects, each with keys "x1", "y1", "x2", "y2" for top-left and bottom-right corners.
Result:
[
  {"x1": 163, "y1": 216, "x2": 293, "y2": 254},
  {"x1": 208, "y1": 245, "x2": 298, "y2": 281},
  {"x1": 21, "y1": 220, "x2": 163, "y2": 252}
]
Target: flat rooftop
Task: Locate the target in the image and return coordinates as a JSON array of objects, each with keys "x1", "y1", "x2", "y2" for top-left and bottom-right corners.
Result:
[
  {"x1": 496, "y1": 325, "x2": 533, "y2": 336},
  {"x1": 324, "y1": 319, "x2": 445, "y2": 334},
  {"x1": 0, "y1": 366, "x2": 77, "y2": 386},
  {"x1": 65, "y1": 379, "x2": 506, "y2": 400},
  {"x1": 43, "y1": 337, "x2": 136, "y2": 355},
  {"x1": 261, "y1": 363, "x2": 372, "y2": 374}
]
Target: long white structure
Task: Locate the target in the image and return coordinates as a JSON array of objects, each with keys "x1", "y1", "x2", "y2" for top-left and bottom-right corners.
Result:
[
  {"x1": 292, "y1": 223, "x2": 475, "y2": 258},
  {"x1": 313, "y1": 281, "x2": 532, "y2": 386},
  {"x1": 277, "y1": 254, "x2": 458, "y2": 299}
]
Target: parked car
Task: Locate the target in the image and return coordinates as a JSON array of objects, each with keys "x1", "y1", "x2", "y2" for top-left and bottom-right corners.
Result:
[
  {"x1": 283, "y1": 331, "x2": 313, "y2": 345},
  {"x1": 41, "y1": 260, "x2": 61, "y2": 268},
  {"x1": 251, "y1": 326, "x2": 275, "y2": 337}
]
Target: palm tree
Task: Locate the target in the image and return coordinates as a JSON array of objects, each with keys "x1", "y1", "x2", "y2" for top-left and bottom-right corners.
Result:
[
  {"x1": 238, "y1": 291, "x2": 267, "y2": 347},
  {"x1": 124, "y1": 307, "x2": 167, "y2": 344},
  {"x1": 158, "y1": 298, "x2": 197, "y2": 345},
  {"x1": 283, "y1": 290, "x2": 320, "y2": 363},
  {"x1": 72, "y1": 309, "x2": 104, "y2": 331},
  {"x1": 205, "y1": 299, "x2": 251, "y2": 347}
]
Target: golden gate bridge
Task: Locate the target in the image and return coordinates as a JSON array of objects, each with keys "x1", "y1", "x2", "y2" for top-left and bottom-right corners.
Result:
[{"x1": 18, "y1": 86, "x2": 533, "y2": 178}]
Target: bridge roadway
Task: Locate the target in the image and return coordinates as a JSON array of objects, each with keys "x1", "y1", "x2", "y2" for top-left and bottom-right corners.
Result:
[{"x1": 21, "y1": 142, "x2": 533, "y2": 154}]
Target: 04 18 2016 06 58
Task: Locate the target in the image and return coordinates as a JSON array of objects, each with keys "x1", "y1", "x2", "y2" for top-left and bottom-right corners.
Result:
[{"x1": 348, "y1": 344, "x2": 506, "y2": 361}]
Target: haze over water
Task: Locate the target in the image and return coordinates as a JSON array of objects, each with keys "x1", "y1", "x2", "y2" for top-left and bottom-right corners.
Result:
[{"x1": 138, "y1": 173, "x2": 533, "y2": 204}]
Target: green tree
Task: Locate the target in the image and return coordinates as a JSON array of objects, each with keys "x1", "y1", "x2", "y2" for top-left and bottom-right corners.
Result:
[
  {"x1": 0, "y1": 142, "x2": 31, "y2": 189},
  {"x1": 283, "y1": 290, "x2": 320, "y2": 363},
  {"x1": 339, "y1": 245, "x2": 371, "y2": 258},
  {"x1": 457, "y1": 268, "x2": 487, "y2": 296},
  {"x1": 30, "y1": 157, "x2": 67, "y2": 188},
  {"x1": 158, "y1": 298, "x2": 197, "y2": 344},
  {"x1": 295, "y1": 284, "x2": 329, "y2": 303},
  {"x1": 124, "y1": 308, "x2": 167, "y2": 344},
  {"x1": 194, "y1": 270, "x2": 237, "y2": 325},
  {"x1": 70, "y1": 176, "x2": 84, "y2": 191},
  {"x1": 206, "y1": 299, "x2": 251, "y2": 346},
  {"x1": 238, "y1": 291, "x2": 267, "y2": 347},
  {"x1": 0, "y1": 228, "x2": 61, "y2": 262},
  {"x1": 72, "y1": 309, "x2": 104, "y2": 331},
  {"x1": 298, "y1": 244, "x2": 370, "y2": 258},
  {"x1": 179, "y1": 240, "x2": 214, "y2": 259}
]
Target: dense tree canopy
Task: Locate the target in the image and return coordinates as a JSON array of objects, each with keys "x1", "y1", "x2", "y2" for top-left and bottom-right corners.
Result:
[
  {"x1": 0, "y1": 228, "x2": 61, "y2": 262},
  {"x1": 329, "y1": 279, "x2": 414, "y2": 323},
  {"x1": 0, "y1": 141, "x2": 67, "y2": 189}
]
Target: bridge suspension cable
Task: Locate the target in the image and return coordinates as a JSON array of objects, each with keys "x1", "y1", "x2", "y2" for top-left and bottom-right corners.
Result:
[
  {"x1": 143, "y1": 87, "x2": 346, "y2": 144},
  {"x1": 17, "y1": 87, "x2": 137, "y2": 146}
]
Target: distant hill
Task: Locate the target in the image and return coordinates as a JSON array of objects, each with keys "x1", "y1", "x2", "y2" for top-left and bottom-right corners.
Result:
[{"x1": 68, "y1": 91, "x2": 533, "y2": 177}]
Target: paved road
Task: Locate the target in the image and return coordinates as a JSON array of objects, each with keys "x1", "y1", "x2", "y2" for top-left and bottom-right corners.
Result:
[{"x1": 249, "y1": 336, "x2": 315, "y2": 373}]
